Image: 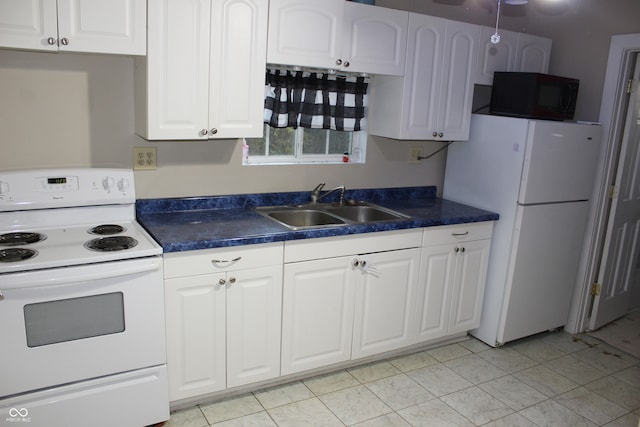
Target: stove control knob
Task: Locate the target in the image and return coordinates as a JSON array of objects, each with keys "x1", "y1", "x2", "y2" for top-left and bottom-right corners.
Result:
[
  {"x1": 117, "y1": 178, "x2": 130, "y2": 192},
  {"x1": 102, "y1": 177, "x2": 115, "y2": 191}
]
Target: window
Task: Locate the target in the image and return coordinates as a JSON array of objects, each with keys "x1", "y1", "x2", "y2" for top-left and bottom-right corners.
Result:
[
  {"x1": 245, "y1": 125, "x2": 366, "y2": 164},
  {"x1": 245, "y1": 68, "x2": 369, "y2": 165}
]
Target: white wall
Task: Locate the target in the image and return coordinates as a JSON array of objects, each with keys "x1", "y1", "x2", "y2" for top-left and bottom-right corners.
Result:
[{"x1": 0, "y1": 50, "x2": 444, "y2": 198}]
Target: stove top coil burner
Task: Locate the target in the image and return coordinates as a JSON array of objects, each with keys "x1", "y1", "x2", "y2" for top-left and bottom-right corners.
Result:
[
  {"x1": 0, "y1": 232, "x2": 46, "y2": 246},
  {"x1": 0, "y1": 248, "x2": 38, "y2": 262},
  {"x1": 85, "y1": 236, "x2": 138, "y2": 252},
  {"x1": 88, "y1": 224, "x2": 126, "y2": 235}
]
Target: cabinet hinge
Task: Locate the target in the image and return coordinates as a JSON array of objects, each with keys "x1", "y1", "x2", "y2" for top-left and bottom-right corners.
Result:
[
  {"x1": 626, "y1": 78, "x2": 634, "y2": 94},
  {"x1": 609, "y1": 185, "x2": 617, "y2": 199},
  {"x1": 591, "y1": 283, "x2": 601, "y2": 296}
]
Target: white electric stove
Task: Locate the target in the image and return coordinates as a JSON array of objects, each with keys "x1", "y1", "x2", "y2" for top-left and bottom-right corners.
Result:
[{"x1": 0, "y1": 169, "x2": 168, "y2": 427}]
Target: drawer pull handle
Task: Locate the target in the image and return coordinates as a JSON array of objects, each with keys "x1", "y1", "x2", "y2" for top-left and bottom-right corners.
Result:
[
  {"x1": 452, "y1": 232, "x2": 469, "y2": 237},
  {"x1": 211, "y1": 256, "x2": 242, "y2": 267}
]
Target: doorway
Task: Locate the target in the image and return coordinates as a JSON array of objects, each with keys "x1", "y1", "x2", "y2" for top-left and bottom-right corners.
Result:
[{"x1": 567, "y1": 34, "x2": 640, "y2": 333}]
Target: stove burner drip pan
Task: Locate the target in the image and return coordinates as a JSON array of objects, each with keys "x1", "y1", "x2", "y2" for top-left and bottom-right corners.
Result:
[
  {"x1": 89, "y1": 224, "x2": 126, "y2": 235},
  {"x1": 0, "y1": 248, "x2": 38, "y2": 262},
  {"x1": 85, "y1": 236, "x2": 138, "y2": 252},
  {"x1": 0, "y1": 232, "x2": 46, "y2": 246}
]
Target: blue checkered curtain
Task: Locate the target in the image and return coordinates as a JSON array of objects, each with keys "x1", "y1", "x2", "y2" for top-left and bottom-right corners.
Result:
[{"x1": 263, "y1": 68, "x2": 369, "y2": 131}]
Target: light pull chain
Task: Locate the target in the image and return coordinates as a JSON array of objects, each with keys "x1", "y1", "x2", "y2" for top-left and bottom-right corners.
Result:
[{"x1": 491, "y1": 0, "x2": 502, "y2": 44}]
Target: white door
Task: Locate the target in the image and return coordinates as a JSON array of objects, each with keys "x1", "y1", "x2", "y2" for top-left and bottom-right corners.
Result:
[
  {"x1": 416, "y1": 243, "x2": 455, "y2": 342},
  {"x1": 351, "y1": 249, "x2": 420, "y2": 358},
  {"x1": 145, "y1": 0, "x2": 211, "y2": 140},
  {"x1": 267, "y1": 0, "x2": 344, "y2": 69},
  {"x1": 500, "y1": 202, "x2": 590, "y2": 344},
  {"x1": 342, "y1": 2, "x2": 408, "y2": 76},
  {"x1": 209, "y1": 0, "x2": 268, "y2": 139},
  {"x1": 281, "y1": 256, "x2": 355, "y2": 375},
  {"x1": 519, "y1": 120, "x2": 602, "y2": 204},
  {"x1": 164, "y1": 272, "x2": 227, "y2": 401},
  {"x1": 437, "y1": 19, "x2": 479, "y2": 141},
  {"x1": 57, "y1": 0, "x2": 146, "y2": 55},
  {"x1": 0, "y1": 0, "x2": 58, "y2": 51},
  {"x1": 590, "y1": 56, "x2": 640, "y2": 329},
  {"x1": 226, "y1": 265, "x2": 282, "y2": 388}
]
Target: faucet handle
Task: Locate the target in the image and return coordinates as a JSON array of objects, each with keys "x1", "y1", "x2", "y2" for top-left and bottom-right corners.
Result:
[{"x1": 312, "y1": 182, "x2": 326, "y2": 193}]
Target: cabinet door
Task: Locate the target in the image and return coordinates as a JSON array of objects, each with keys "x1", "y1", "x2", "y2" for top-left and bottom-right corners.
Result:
[
  {"x1": 209, "y1": 0, "x2": 268, "y2": 139},
  {"x1": 415, "y1": 244, "x2": 456, "y2": 342},
  {"x1": 142, "y1": 0, "x2": 211, "y2": 140},
  {"x1": 437, "y1": 19, "x2": 479, "y2": 141},
  {"x1": 267, "y1": 0, "x2": 344, "y2": 69},
  {"x1": 401, "y1": 13, "x2": 445, "y2": 139},
  {"x1": 448, "y1": 239, "x2": 490, "y2": 335},
  {"x1": 342, "y1": 2, "x2": 408, "y2": 76},
  {"x1": 351, "y1": 249, "x2": 420, "y2": 359},
  {"x1": 57, "y1": 0, "x2": 146, "y2": 55},
  {"x1": 281, "y1": 256, "x2": 355, "y2": 375},
  {"x1": 226, "y1": 265, "x2": 283, "y2": 388},
  {"x1": 514, "y1": 33, "x2": 551, "y2": 74},
  {"x1": 0, "y1": 0, "x2": 58, "y2": 51},
  {"x1": 475, "y1": 27, "x2": 517, "y2": 85},
  {"x1": 164, "y1": 273, "x2": 226, "y2": 401}
]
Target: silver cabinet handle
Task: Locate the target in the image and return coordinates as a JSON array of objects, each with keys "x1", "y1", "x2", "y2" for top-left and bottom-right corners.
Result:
[
  {"x1": 219, "y1": 278, "x2": 226, "y2": 285},
  {"x1": 212, "y1": 256, "x2": 241, "y2": 267},
  {"x1": 47, "y1": 37, "x2": 56, "y2": 45},
  {"x1": 452, "y1": 232, "x2": 469, "y2": 237},
  {"x1": 210, "y1": 128, "x2": 218, "y2": 135},
  {"x1": 200, "y1": 129, "x2": 208, "y2": 136},
  {"x1": 454, "y1": 247, "x2": 459, "y2": 253},
  {"x1": 229, "y1": 277, "x2": 236, "y2": 284},
  {"x1": 432, "y1": 132, "x2": 438, "y2": 137},
  {"x1": 60, "y1": 37, "x2": 69, "y2": 46},
  {"x1": 438, "y1": 132, "x2": 444, "y2": 138},
  {"x1": 352, "y1": 259, "x2": 360, "y2": 267},
  {"x1": 0, "y1": 290, "x2": 4, "y2": 300},
  {"x1": 460, "y1": 247, "x2": 465, "y2": 252},
  {"x1": 343, "y1": 61, "x2": 350, "y2": 67},
  {"x1": 336, "y1": 59, "x2": 343, "y2": 66}
]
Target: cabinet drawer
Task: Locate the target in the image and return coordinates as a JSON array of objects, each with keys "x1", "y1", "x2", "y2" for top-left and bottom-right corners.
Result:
[
  {"x1": 164, "y1": 242, "x2": 284, "y2": 278},
  {"x1": 422, "y1": 222, "x2": 493, "y2": 247},
  {"x1": 284, "y1": 229, "x2": 422, "y2": 263}
]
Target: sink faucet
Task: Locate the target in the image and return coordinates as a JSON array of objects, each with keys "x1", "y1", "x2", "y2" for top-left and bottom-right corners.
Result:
[{"x1": 310, "y1": 182, "x2": 346, "y2": 204}]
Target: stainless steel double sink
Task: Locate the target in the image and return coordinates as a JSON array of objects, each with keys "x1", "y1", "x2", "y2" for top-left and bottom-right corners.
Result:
[{"x1": 254, "y1": 200, "x2": 411, "y2": 230}]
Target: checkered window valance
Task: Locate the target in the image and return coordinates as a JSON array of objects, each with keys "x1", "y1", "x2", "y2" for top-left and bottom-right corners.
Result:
[{"x1": 263, "y1": 68, "x2": 369, "y2": 132}]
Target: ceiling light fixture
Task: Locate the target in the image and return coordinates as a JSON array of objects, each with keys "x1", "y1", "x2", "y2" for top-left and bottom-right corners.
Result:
[{"x1": 491, "y1": 0, "x2": 528, "y2": 44}]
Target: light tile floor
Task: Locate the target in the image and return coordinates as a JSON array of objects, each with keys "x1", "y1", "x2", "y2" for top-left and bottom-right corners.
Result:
[{"x1": 166, "y1": 332, "x2": 640, "y2": 426}]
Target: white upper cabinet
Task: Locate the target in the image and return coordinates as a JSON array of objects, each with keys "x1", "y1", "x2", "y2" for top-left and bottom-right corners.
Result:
[
  {"x1": 476, "y1": 27, "x2": 551, "y2": 85},
  {"x1": 369, "y1": 14, "x2": 480, "y2": 141},
  {"x1": 0, "y1": 0, "x2": 146, "y2": 55},
  {"x1": 267, "y1": 0, "x2": 408, "y2": 76},
  {"x1": 514, "y1": 33, "x2": 551, "y2": 74},
  {"x1": 136, "y1": 0, "x2": 268, "y2": 140}
]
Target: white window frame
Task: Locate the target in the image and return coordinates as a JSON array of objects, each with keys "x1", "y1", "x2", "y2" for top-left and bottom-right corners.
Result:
[{"x1": 245, "y1": 125, "x2": 367, "y2": 165}]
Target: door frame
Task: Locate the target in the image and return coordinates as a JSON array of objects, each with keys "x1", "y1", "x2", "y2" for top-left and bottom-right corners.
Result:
[{"x1": 566, "y1": 34, "x2": 640, "y2": 333}]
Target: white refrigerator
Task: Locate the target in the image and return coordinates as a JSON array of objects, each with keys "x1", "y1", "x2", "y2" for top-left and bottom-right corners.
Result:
[{"x1": 444, "y1": 114, "x2": 601, "y2": 346}]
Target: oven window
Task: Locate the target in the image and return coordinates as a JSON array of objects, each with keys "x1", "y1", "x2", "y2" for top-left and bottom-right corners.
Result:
[{"x1": 23, "y1": 293, "x2": 125, "y2": 347}]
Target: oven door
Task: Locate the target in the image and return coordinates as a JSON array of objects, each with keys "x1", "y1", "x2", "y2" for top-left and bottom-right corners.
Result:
[{"x1": 0, "y1": 257, "x2": 165, "y2": 398}]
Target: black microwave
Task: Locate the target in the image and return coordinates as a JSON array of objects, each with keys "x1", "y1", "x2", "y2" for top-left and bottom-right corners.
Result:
[{"x1": 489, "y1": 72, "x2": 579, "y2": 121}]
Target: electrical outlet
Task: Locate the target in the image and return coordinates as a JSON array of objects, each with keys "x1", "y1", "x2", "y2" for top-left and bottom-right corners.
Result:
[
  {"x1": 408, "y1": 146, "x2": 423, "y2": 164},
  {"x1": 133, "y1": 147, "x2": 157, "y2": 170}
]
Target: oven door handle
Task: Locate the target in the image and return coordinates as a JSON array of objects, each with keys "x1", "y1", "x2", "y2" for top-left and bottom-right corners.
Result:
[{"x1": 1, "y1": 257, "x2": 162, "y2": 291}]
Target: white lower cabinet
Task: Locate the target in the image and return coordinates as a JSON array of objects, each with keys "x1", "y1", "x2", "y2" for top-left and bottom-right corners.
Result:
[
  {"x1": 163, "y1": 243, "x2": 283, "y2": 402},
  {"x1": 162, "y1": 224, "x2": 493, "y2": 401},
  {"x1": 415, "y1": 223, "x2": 493, "y2": 342},
  {"x1": 280, "y1": 230, "x2": 422, "y2": 375}
]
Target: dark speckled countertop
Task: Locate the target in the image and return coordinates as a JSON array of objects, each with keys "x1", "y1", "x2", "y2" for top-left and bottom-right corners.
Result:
[{"x1": 136, "y1": 186, "x2": 499, "y2": 253}]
